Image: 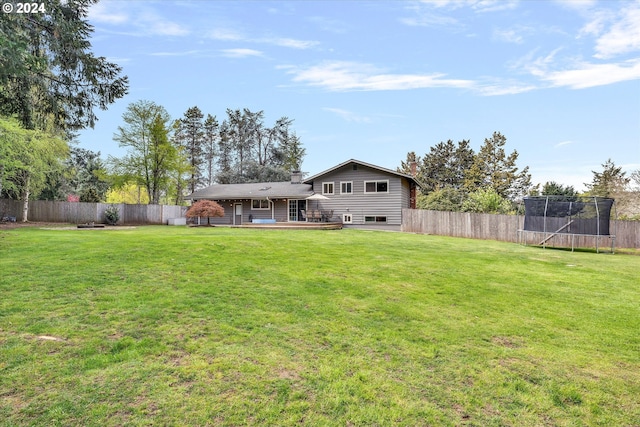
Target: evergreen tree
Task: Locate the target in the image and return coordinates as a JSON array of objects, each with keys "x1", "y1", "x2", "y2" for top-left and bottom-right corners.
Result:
[
  {"x1": 464, "y1": 132, "x2": 531, "y2": 200},
  {"x1": 585, "y1": 159, "x2": 629, "y2": 198},
  {"x1": 421, "y1": 140, "x2": 474, "y2": 194},
  {"x1": 0, "y1": 0, "x2": 128, "y2": 132},
  {"x1": 216, "y1": 120, "x2": 234, "y2": 184},
  {"x1": 203, "y1": 114, "x2": 219, "y2": 186},
  {"x1": 398, "y1": 152, "x2": 422, "y2": 182},
  {"x1": 216, "y1": 109, "x2": 305, "y2": 183},
  {"x1": 542, "y1": 181, "x2": 578, "y2": 198},
  {"x1": 280, "y1": 133, "x2": 306, "y2": 173},
  {"x1": 174, "y1": 106, "x2": 205, "y2": 193},
  {"x1": 40, "y1": 147, "x2": 110, "y2": 201}
]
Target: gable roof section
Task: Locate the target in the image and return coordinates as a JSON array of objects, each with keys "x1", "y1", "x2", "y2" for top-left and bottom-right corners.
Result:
[
  {"x1": 186, "y1": 181, "x2": 313, "y2": 200},
  {"x1": 304, "y1": 159, "x2": 421, "y2": 187},
  {"x1": 186, "y1": 159, "x2": 422, "y2": 200}
]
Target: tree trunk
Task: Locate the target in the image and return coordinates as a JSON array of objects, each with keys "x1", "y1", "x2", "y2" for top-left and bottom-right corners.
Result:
[
  {"x1": 21, "y1": 174, "x2": 30, "y2": 222},
  {"x1": 0, "y1": 163, "x2": 4, "y2": 197}
]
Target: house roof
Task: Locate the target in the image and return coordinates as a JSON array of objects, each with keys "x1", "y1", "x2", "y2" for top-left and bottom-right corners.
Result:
[
  {"x1": 186, "y1": 159, "x2": 422, "y2": 200},
  {"x1": 303, "y1": 158, "x2": 421, "y2": 186},
  {"x1": 186, "y1": 181, "x2": 313, "y2": 200}
]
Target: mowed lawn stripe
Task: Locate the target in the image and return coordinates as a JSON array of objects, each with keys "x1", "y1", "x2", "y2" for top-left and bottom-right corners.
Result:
[{"x1": 0, "y1": 226, "x2": 638, "y2": 426}]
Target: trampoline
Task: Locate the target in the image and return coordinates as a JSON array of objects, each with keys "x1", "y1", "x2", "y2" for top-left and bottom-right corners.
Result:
[{"x1": 517, "y1": 196, "x2": 616, "y2": 253}]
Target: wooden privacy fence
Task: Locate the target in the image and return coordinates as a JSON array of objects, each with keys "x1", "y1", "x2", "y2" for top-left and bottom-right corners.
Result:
[
  {"x1": 401, "y1": 209, "x2": 640, "y2": 249},
  {"x1": 0, "y1": 199, "x2": 187, "y2": 225}
]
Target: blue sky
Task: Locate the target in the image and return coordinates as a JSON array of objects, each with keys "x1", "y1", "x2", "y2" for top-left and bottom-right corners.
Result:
[{"x1": 80, "y1": 0, "x2": 640, "y2": 191}]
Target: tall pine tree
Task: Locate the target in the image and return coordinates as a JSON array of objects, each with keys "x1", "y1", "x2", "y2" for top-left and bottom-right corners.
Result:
[
  {"x1": 203, "y1": 114, "x2": 219, "y2": 186},
  {"x1": 174, "y1": 106, "x2": 205, "y2": 193}
]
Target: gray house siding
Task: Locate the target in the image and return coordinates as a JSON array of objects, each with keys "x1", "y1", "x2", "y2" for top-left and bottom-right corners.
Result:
[
  {"x1": 309, "y1": 164, "x2": 408, "y2": 225},
  {"x1": 400, "y1": 180, "x2": 411, "y2": 224}
]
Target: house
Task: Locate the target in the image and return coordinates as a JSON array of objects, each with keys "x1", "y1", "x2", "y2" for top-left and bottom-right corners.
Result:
[{"x1": 186, "y1": 159, "x2": 420, "y2": 226}]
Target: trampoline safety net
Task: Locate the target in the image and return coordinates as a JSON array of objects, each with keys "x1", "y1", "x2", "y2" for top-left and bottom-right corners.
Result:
[{"x1": 523, "y1": 196, "x2": 614, "y2": 236}]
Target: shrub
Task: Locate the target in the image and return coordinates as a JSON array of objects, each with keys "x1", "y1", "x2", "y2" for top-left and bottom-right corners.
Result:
[
  {"x1": 186, "y1": 200, "x2": 225, "y2": 225},
  {"x1": 418, "y1": 187, "x2": 465, "y2": 211},
  {"x1": 104, "y1": 205, "x2": 120, "y2": 225},
  {"x1": 461, "y1": 187, "x2": 514, "y2": 214}
]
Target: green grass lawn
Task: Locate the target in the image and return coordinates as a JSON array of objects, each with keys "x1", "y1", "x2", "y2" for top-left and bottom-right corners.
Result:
[{"x1": 1, "y1": 226, "x2": 639, "y2": 426}]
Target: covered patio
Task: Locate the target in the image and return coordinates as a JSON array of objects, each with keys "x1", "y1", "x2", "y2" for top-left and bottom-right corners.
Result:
[{"x1": 186, "y1": 180, "x2": 338, "y2": 226}]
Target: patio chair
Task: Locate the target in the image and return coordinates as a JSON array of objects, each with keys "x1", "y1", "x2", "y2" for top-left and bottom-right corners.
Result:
[{"x1": 300, "y1": 210, "x2": 307, "y2": 221}]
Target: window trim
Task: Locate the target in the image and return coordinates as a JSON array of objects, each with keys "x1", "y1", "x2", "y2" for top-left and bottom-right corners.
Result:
[
  {"x1": 340, "y1": 181, "x2": 353, "y2": 195},
  {"x1": 322, "y1": 182, "x2": 335, "y2": 195},
  {"x1": 251, "y1": 199, "x2": 270, "y2": 210},
  {"x1": 364, "y1": 180, "x2": 389, "y2": 194}
]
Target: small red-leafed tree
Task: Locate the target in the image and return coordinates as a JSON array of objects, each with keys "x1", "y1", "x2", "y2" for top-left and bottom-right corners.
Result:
[{"x1": 186, "y1": 200, "x2": 225, "y2": 225}]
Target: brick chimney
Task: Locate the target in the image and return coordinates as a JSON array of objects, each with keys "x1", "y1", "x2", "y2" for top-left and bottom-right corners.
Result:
[
  {"x1": 409, "y1": 161, "x2": 417, "y2": 177},
  {"x1": 290, "y1": 171, "x2": 303, "y2": 184}
]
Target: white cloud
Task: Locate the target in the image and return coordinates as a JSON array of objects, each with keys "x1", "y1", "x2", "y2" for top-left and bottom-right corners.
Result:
[
  {"x1": 105, "y1": 56, "x2": 132, "y2": 64},
  {"x1": 220, "y1": 48, "x2": 264, "y2": 58},
  {"x1": 88, "y1": 1, "x2": 189, "y2": 37},
  {"x1": 208, "y1": 30, "x2": 318, "y2": 50},
  {"x1": 476, "y1": 82, "x2": 537, "y2": 96},
  {"x1": 88, "y1": 1, "x2": 128, "y2": 24},
  {"x1": 554, "y1": 140, "x2": 575, "y2": 148},
  {"x1": 208, "y1": 28, "x2": 246, "y2": 41},
  {"x1": 308, "y1": 16, "x2": 349, "y2": 34},
  {"x1": 150, "y1": 50, "x2": 200, "y2": 57},
  {"x1": 283, "y1": 61, "x2": 475, "y2": 92},
  {"x1": 418, "y1": 0, "x2": 517, "y2": 12},
  {"x1": 592, "y1": 4, "x2": 640, "y2": 59},
  {"x1": 493, "y1": 28, "x2": 524, "y2": 44},
  {"x1": 553, "y1": 0, "x2": 597, "y2": 11},
  {"x1": 267, "y1": 37, "x2": 320, "y2": 50},
  {"x1": 147, "y1": 20, "x2": 190, "y2": 37},
  {"x1": 467, "y1": 0, "x2": 518, "y2": 13},
  {"x1": 323, "y1": 108, "x2": 372, "y2": 123},
  {"x1": 399, "y1": 12, "x2": 460, "y2": 28},
  {"x1": 537, "y1": 59, "x2": 640, "y2": 89},
  {"x1": 576, "y1": 2, "x2": 640, "y2": 59},
  {"x1": 515, "y1": 43, "x2": 640, "y2": 89}
]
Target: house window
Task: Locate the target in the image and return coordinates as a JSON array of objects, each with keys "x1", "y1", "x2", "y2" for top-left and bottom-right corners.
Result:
[
  {"x1": 251, "y1": 199, "x2": 269, "y2": 210},
  {"x1": 365, "y1": 216, "x2": 387, "y2": 223},
  {"x1": 364, "y1": 180, "x2": 389, "y2": 193},
  {"x1": 343, "y1": 213, "x2": 353, "y2": 224},
  {"x1": 322, "y1": 182, "x2": 334, "y2": 195},
  {"x1": 340, "y1": 181, "x2": 352, "y2": 194}
]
